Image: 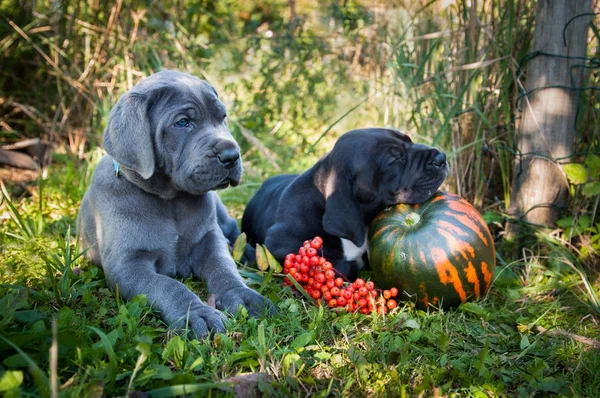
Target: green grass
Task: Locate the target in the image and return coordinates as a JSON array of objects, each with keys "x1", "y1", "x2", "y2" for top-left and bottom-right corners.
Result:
[
  {"x1": 2, "y1": 0, "x2": 599, "y2": 396},
  {"x1": 1, "y1": 158, "x2": 599, "y2": 397}
]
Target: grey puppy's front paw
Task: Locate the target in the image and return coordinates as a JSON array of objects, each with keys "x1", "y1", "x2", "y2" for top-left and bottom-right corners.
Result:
[
  {"x1": 216, "y1": 286, "x2": 276, "y2": 317},
  {"x1": 172, "y1": 302, "x2": 227, "y2": 339}
]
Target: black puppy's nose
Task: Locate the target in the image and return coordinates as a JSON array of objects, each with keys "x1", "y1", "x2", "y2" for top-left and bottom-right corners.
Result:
[
  {"x1": 431, "y1": 151, "x2": 446, "y2": 168},
  {"x1": 214, "y1": 141, "x2": 240, "y2": 169}
]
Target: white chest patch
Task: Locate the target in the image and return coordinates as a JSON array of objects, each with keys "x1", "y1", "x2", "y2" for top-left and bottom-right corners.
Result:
[{"x1": 341, "y1": 231, "x2": 368, "y2": 269}]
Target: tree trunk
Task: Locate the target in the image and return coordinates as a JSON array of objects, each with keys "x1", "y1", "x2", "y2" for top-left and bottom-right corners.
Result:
[{"x1": 509, "y1": 0, "x2": 592, "y2": 231}]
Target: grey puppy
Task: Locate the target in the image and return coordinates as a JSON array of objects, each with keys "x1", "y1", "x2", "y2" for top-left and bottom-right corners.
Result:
[{"x1": 77, "y1": 70, "x2": 274, "y2": 338}]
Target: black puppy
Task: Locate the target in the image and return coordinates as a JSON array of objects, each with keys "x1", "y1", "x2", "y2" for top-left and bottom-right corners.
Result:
[{"x1": 242, "y1": 128, "x2": 449, "y2": 280}]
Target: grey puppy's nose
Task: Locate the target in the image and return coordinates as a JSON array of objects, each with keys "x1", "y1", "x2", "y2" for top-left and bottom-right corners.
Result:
[
  {"x1": 215, "y1": 141, "x2": 240, "y2": 169},
  {"x1": 432, "y1": 151, "x2": 446, "y2": 168}
]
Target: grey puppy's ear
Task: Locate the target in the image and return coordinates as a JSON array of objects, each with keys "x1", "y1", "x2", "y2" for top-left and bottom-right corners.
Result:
[
  {"x1": 322, "y1": 176, "x2": 366, "y2": 247},
  {"x1": 103, "y1": 93, "x2": 155, "y2": 179}
]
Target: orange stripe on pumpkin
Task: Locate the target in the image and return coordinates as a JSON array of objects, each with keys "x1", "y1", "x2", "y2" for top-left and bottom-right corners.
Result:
[
  {"x1": 444, "y1": 211, "x2": 489, "y2": 247},
  {"x1": 437, "y1": 228, "x2": 475, "y2": 261},
  {"x1": 464, "y1": 261, "x2": 481, "y2": 298},
  {"x1": 369, "y1": 224, "x2": 396, "y2": 241},
  {"x1": 430, "y1": 195, "x2": 445, "y2": 203},
  {"x1": 481, "y1": 261, "x2": 493, "y2": 290},
  {"x1": 437, "y1": 220, "x2": 469, "y2": 237},
  {"x1": 431, "y1": 247, "x2": 467, "y2": 302}
]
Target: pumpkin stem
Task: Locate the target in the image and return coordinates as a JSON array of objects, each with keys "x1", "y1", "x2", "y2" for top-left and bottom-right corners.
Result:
[{"x1": 403, "y1": 212, "x2": 421, "y2": 227}]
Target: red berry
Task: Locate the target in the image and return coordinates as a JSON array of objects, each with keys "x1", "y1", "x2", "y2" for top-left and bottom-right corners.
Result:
[
  {"x1": 353, "y1": 292, "x2": 361, "y2": 301},
  {"x1": 298, "y1": 248, "x2": 306, "y2": 257},
  {"x1": 360, "y1": 307, "x2": 369, "y2": 314},
  {"x1": 326, "y1": 280, "x2": 335, "y2": 289},
  {"x1": 301, "y1": 256, "x2": 310, "y2": 265},
  {"x1": 315, "y1": 273, "x2": 326, "y2": 283},
  {"x1": 288, "y1": 267, "x2": 297, "y2": 276},
  {"x1": 309, "y1": 256, "x2": 320, "y2": 266},
  {"x1": 311, "y1": 290, "x2": 321, "y2": 299},
  {"x1": 301, "y1": 274, "x2": 309, "y2": 283},
  {"x1": 331, "y1": 287, "x2": 341, "y2": 297},
  {"x1": 324, "y1": 270, "x2": 335, "y2": 280},
  {"x1": 285, "y1": 253, "x2": 295, "y2": 262},
  {"x1": 321, "y1": 285, "x2": 329, "y2": 293},
  {"x1": 390, "y1": 287, "x2": 398, "y2": 297},
  {"x1": 358, "y1": 287, "x2": 368, "y2": 297},
  {"x1": 293, "y1": 273, "x2": 302, "y2": 281},
  {"x1": 323, "y1": 292, "x2": 332, "y2": 301},
  {"x1": 353, "y1": 278, "x2": 365, "y2": 288},
  {"x1": 357, "y1": 298, "x2": 368, "y2": 308},
  {"x1": 300, "y1": 264, "x2": 309, "y2": 274},
  {"x1": 387, "y1": 299, "x2": 397, "y2": 309},
  {"x1": 313, "y1": 282, "x2": 322, "y2": 290},
  {"x1": 295, "y1": 255, "x2": 302, "y2": 262},
  {"x1": 328, "y1": 299, "x2": 338, "y2": 308},
  {"x1": 307, "y1": 278, "x2": 315, "y2": 286},
  {"x1": 322, "y1": 261, "x2": 333, "y2": 271},
  {"x1": 334, "y1": 278, "x2": 344, "y2": 287},
  {"x1": 343, "y1": 290, "x2": 353, "y2": 300},
  {"x1": 310, "y1": 238, "x2": 322, "y2": 250},
  {"x1": 365, "y1": 281, "x2": 375, "y2": 290},
  {"x1": 307, "y1": 248, "x2": 317, "y2": 257},
  {"x1": 336, "y1": 297, "x2": 347, "y2": 307},
  {"x1": 314, "y1": 236, "x2": 323, "y2": 244},
  {"x1": 383, "y1": 290, "x2": 391, "y2": 299}
]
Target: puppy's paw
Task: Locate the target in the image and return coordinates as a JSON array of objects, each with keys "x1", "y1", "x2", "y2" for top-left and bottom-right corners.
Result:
[
  {"x1": 242, "y1": 244, "x2": 256, "y2": 264},
  {"x1": 173, "y1": 302, "x2": 227, "y2": 339},
  {"x1": 216, "y1": 286, "x2": 276, "y2": 317}
]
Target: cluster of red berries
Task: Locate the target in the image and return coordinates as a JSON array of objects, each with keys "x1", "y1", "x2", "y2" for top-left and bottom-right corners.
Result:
[{"x1": 282, "y1": 236, "x2": 399, "y2": 314}]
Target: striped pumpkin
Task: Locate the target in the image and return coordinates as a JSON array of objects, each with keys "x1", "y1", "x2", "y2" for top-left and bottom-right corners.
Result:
[{"x1": 368, "y1": 191, "x2": 495, "y2": 308}]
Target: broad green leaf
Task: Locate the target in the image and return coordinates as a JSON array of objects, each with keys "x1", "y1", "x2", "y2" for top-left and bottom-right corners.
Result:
[
  {"x1": 314, "y1": 351, "x2": 331, "y2": 360},
  {"x1": 482, "y1": 210, "x2": 503, "y2": 224},
  {"x1": 582, "y1": 182, "x2": 600, "y2": 197},
  {"x1": 578, "y1": 215, "x2": 591, "y2": 229},
  {"x1": 232, "y1": 233, "x2": 247, "y2": 262},
  {"x1": 459, "y1": 302, "x2": 488, "y2": 318},
  {"x1": 556, "y1": 216, "x2": 575, "y2": 229},
  {"x1": 282, "y1": 353, "x2": 301, "y2": 375},
  {"x1": 585, "y1": 153, "x2": 600, "y2": 174},
  {"x1": 263, "y1": 246, "x2": 282, "y2": 272},
  {"x1": 291, "y1": 331, "x2": 314, "y2": 349},
  {"x1": 0, "y1": 370, "x2": 23, "y2": 391},
  {"x1": 255, "y1": 245, "x2": 269, "y2": 271},
  {"x1": 257, "y1": 322, "x2": 266, "y2": 356},
  {"x1": 402, "y1": 319, "x2": 420, "y2": 329},
  {"x1": 563, "y1": 163, "x2": 588, "y2": 184},
  {"x1": 520, "y1": 334, "x2": 530, "y2": 350}
]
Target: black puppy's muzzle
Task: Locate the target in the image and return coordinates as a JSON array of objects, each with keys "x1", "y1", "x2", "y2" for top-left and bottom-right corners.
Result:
[
  {"x1": 214, "y1": 140, "x2": 240, "y2": 170},
  {"x1": 425, "y1": 149, "x2": 448, "y2": 171}
]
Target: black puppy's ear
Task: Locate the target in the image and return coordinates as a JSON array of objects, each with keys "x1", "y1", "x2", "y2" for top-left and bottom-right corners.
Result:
[
  {"x1": 322, "y1": 177, "x2": 366, "y2": 247},
  {"x1": 103, "y1": 93, "x2": 155, "y2": 179}
]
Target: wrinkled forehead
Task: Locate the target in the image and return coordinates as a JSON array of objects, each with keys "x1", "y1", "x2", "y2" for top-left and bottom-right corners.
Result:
[
  {"x1": 137, "y1": 72, "x2": 225, "y2": 116},
  {"x1": 337, "y1": 128, "x2": 413, "y2": 151}
]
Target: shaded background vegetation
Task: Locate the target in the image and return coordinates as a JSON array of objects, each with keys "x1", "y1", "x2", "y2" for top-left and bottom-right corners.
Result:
[{"x1": 1, "y1": 0, "x2": 600, "y2": 396}]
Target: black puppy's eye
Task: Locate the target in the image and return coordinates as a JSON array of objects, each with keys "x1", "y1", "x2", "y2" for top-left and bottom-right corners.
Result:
[{"x1": 174, "y1": 118, "x2": 190, "y2": 128}]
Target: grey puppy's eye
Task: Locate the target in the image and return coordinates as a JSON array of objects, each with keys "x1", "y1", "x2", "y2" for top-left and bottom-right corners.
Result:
[{"x1": 174, "y1": 118, "x2": 190, "y2": 128}]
